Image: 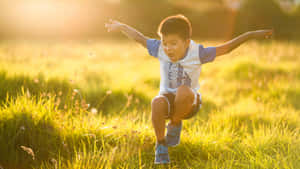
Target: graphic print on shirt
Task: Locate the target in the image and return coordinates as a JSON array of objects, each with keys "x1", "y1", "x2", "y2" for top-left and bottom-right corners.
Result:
[{"x1": 168, "y1": 63, "x2": 191, "y2": 89}]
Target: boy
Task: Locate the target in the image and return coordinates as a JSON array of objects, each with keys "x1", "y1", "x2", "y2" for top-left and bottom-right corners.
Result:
[{"x1": 105, "y1": 14, "x2": 273, "y2": 164}]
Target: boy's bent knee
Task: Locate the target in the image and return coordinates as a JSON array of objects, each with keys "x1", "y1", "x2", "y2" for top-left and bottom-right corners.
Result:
[
  {"x1": 176, "y1": 85, "x2": 194, "y2": 103},
  {"x1": 151, "y1": 96, "x2": 169, "y2": 112},
  {"x1": 152, "y1": 96, "x2": 168, "y2": 106}
]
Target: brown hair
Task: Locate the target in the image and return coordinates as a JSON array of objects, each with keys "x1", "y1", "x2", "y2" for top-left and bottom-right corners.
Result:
[{"x1": 157, "y1": 14, "x2": 192, "y2": 40}]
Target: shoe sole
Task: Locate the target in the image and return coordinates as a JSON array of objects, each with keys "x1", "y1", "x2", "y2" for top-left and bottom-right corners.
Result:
[
  {"x1": 167, "y1": 143, "x2": 179, "y2": 147},
  {"x1": 154, "y1": 161, "x2": 170, "y2": 164}
]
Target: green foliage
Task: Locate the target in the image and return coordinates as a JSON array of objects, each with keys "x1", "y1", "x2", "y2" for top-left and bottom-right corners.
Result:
[
  {"x1": 235, "y1": 0, "x2": 289, "y2": 37},
  {"x1": 0, "y1": 40, "x2": 299, "y2": 168},
  {"x1": 2, "y1": 0, "x2": 300, "y2": 40}
]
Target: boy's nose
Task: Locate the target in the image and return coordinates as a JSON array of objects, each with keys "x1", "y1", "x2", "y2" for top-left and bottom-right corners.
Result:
[{"x1": 165, "y1": 46, "x2": 172, "y2": 52}]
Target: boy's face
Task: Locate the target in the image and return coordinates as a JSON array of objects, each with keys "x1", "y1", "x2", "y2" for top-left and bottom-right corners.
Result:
[{"x1": 161, "y1": 34, "x2": 190, "y2": 62}]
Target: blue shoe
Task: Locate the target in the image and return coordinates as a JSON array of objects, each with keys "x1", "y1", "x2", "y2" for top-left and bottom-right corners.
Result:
[
  {"x1": 166, "y1": 122, "x2": 182, "y2": 147},
  {"x1": 154, "y1": 143, "x2": 170, "y2": 164}
]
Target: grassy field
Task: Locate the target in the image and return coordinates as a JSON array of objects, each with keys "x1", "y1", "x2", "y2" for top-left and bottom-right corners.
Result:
[{"x1": 0, "y1": 39, "x2": 299, "y2": 169}]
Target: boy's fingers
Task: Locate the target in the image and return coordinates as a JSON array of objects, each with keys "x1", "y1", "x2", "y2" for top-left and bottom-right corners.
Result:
[
  {"x1": 266, "y1": 29, "x2": 274, "y2": 38},
  {"x1": 104, "y1": 23, "x2": 111, "y2": 32}
]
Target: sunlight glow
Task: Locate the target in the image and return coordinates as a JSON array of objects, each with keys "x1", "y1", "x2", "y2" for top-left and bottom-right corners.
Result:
[
  {"x1": 223, "y1": 0, "x2": 243, "y2": 11},
  {"x1": 2, "y1": 0, "x2": 99, "y2": 37}
]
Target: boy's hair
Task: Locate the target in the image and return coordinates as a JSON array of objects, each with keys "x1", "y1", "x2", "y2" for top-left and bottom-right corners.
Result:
[{"x1": 158, "y1": 14, "x2": 192, "y2": 40}]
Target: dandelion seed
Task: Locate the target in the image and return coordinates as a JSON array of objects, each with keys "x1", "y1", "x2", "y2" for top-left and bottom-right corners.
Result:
[
  {"x1": 73, "y1": 89, "x2": 79, "y2": 93},
  {"x1": 20, "y1": 146, "x2": 35, "y2": 160},
  {"x1": 112, "y1": 146, "x2": 118, "y2": 153},
  {"x1": 69, "y1": 79, "x2": 75, "y2": 84},
  {"x1": 26, "y1": 89, "x2": 31, "y2": 98},
  {"x1": 145, "y1": 136, "x2": 151, "y2": 141},
  {"x1": 258, "y1": 81, "x2": 262, "y2": 87},
  {"x1": 91, "y1": 108, "x2": 98, "y2": 115},
  {"x1": 50, "y1": 158, "x2": 57, "y2": 169},
  {"x1": 124, "y1": 95, "x2": 133, "y2": 108},
  {"x1": 58, "y1": 91, "x2": 63, "y2": 96},
  {"x1": 84, "y1": 133, "x2": 96, "y2": 139},
  {"x1": 256, "y1": 97, "x2": 261, "y2": 102},
  {"x1": 88, "y1": 52, "x2": 96, "y2": 58},
  {"x1": 20, "y1": 126, "x2": 25, "y2": 131},
  {"x1": 106, "y1": 90, "x2": 112, "y2": 95},
  {"x1": 55, "y1": 98, "x2": 61, "y2": 107},
  {"x1": 34, "y1": 78, "x2": 39, "y2": 83}
]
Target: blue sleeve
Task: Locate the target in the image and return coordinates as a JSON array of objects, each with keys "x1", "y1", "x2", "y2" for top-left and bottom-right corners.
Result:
[
  {"x1": 199, "y1": 45, "x2": 216, "y2": 64},
  {"x1": 146, "y1": 39, "x2": 161, "y2": 58}
]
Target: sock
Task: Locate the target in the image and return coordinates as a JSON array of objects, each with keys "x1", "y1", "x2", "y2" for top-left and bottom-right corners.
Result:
[{"x1": 170, "y1": 120, "x2": 182, "y2": 126}]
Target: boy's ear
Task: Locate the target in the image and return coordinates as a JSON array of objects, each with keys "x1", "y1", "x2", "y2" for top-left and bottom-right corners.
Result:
[{"x1": 185, "y1": 39, "x2": 190, "y2": 47}]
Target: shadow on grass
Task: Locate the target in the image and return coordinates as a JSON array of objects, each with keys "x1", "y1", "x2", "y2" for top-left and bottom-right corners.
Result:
[
  {"x1": 197, "y1": 99, "x2": 218, "y2": 119},
  {"x1": 285, "y1": 88, "x2": 300, "y2": 110},
  {"x1": 0, "y1": 70, "x2": 151, "y2": 115},
  {"x1": 211, "y1": 111, "x2": 299, "y2": 136},
  {"x1": 0, "y1": 94, "x2": 154, "y2": 169},
  {"x1": 0, "y1": 70, "x2": 72, "y2": 106},
  {"x1": 226, "y1": 62, "x2": 291, "y2": 81},
  {"x1": 0, "y1": 105, "x2": 64, "y2": 169},
  {"x1": 219, "y1": 61, "x2": 300, "y2": 108}
]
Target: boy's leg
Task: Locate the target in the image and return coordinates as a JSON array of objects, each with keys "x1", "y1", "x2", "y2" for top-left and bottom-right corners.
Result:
[
  {"x1": 171, "y1": 85, "x2": 195, "y2": 125},
  {"x1": 151, "y1": 96, "x2": 169, "y2": 143},
  {"x1": 151, "y1": 96, "x2": 170, "y2": 164},
  {"x1": 166, "y1": 85, "x2": 195, "y2": 147}
]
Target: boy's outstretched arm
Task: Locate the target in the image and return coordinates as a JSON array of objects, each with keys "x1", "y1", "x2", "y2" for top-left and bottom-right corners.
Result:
[
  {"x1": 105, "y1": 19, "x2": 148, "y2": 48},
  {"x1": 215, "y1": 30, "x2": 273, "y2": 57}
]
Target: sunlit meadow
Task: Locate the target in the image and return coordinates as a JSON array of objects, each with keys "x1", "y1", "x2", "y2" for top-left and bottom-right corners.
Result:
[{"x1": 0, "y1": 39, "x2": 299, "y2": 169}]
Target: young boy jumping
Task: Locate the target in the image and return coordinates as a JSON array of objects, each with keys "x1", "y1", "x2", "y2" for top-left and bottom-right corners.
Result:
[{"x1": 105, "y1": 14, "x2": 273, "y2": 164}]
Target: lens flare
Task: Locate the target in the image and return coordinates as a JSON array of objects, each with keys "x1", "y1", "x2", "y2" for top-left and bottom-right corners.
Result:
[{"x1": 0, "y1": 0, "x2": 101, "y2": 37}]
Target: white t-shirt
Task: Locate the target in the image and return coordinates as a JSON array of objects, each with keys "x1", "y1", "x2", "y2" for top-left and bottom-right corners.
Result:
[{"x1": 147, "y1": 39, "x2": 216, "y2": 95}]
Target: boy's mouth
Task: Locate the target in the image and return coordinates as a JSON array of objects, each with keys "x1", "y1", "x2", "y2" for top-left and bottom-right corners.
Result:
[
  {"x1": 168, "y1": 53, "x2": 178, "y2": 62},
  {"x1": 168, "y1": 53, "x2": 175, "y2": 58}
]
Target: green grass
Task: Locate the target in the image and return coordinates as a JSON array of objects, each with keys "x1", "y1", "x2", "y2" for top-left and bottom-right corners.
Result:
[{"x1": 0, "y1": 39, "x2": 299, "y2": 169}]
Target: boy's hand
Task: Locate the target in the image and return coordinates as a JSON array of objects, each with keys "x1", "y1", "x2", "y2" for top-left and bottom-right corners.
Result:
[
  {"x1": 105, "y1": 19, "x2": 124, "y2": 32},
  {"x1": 104, "y1": 19, "x2": 147, "y2": 47},
  {"x1": 250, "y1": 29, "x2": 274, "y2": 39}
]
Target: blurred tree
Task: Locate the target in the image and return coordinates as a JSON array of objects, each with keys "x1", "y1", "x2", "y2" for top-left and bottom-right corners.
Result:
[{"x1": 234, "y1": 0, "x2": 288, "y2": 38}]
